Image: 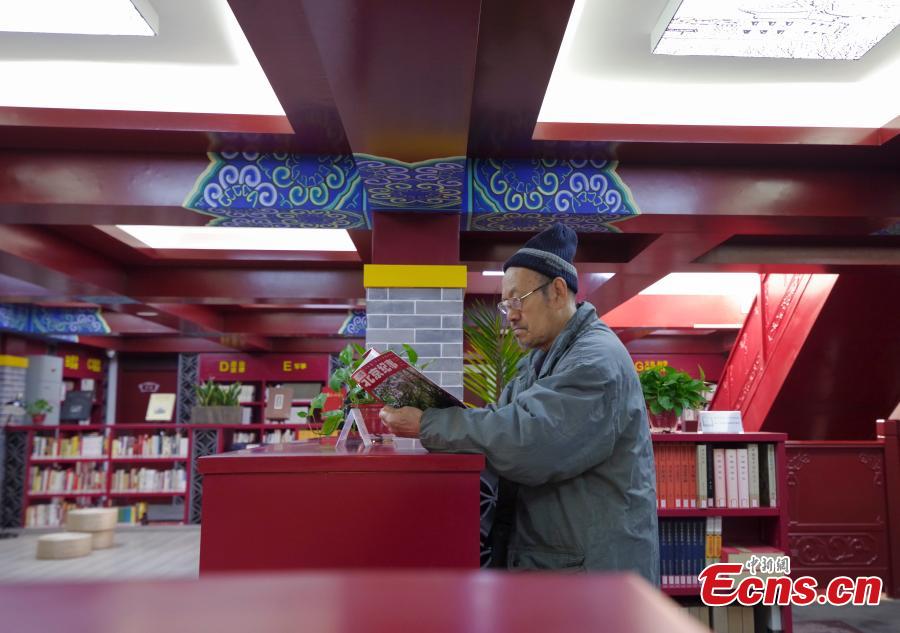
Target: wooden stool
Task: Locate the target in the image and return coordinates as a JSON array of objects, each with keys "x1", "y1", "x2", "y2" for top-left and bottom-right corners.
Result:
[
  {"x1": 66, "y1": 508, "x2": 118, "y2": 550},
  {"x1": 36, "y1": 533, "x2": 93, "y2": 560}
]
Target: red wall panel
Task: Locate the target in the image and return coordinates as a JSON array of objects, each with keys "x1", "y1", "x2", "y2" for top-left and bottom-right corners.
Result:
[{"x1": 786, "y1": 442, "x2": 891, "y2": 590}]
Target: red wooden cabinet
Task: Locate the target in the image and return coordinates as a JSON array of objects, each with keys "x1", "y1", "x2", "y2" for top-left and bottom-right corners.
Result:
[{"x1": 198, "y1": 438, "x2": 484, "y2": 573}]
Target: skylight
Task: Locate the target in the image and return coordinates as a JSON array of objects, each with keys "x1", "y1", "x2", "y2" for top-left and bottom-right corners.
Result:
[
  {"x1": 640, "y1": 273, "x2": 760, "y2": 296},
  {"x1": 115, "y1": 226, "x2": 357, "y2": 252},
  {"x1": 652, "y1": 0, "x2": 900, "y2": 60},
  {"x1": 0, "y1": 0, "x2": 158, "y2": 36}
]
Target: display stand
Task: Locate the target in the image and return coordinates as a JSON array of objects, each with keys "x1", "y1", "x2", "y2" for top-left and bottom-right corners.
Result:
[{"x1": 335, "y1": 408, "x2": 373, "y2": 448}]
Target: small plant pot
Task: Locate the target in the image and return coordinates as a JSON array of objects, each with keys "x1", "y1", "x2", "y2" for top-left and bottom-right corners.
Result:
[
  {"x1": 31, "y1": 414, "x2": 47, "y2": 424},
  {"x1": 192, "y1": 406, "x2": 242, "y2": 425},
  {"x1": 648, "y1": 410, "x2": 679, "y2": 433}
]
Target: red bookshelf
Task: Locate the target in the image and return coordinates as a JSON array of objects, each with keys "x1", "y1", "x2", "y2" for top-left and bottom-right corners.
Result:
[
  {"x1": 18, "y1": 424, "x2": 193, "y2": 527},
  {"x1": 651, "y1": 431, "x2": 791, "y2": 633}
]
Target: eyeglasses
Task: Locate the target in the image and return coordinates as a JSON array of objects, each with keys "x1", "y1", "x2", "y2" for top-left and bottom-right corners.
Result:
[{"x1": 497, "y1": 280, "x2": 553, "y2": 317}]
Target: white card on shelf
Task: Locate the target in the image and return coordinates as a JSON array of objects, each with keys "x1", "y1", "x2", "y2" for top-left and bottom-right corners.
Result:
[{"x1": 699, "y1": 410, "x2": 744, "y2": 434}]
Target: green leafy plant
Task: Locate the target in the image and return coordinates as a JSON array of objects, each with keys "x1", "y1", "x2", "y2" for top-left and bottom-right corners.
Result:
[
  {"x1": 195, "y1": 380, "x2": 242, "y2": 407},
  {"x1": 26, "y1": 399, "x2": 53, "y2": 416},
  {"x1": 462, "y1": 301, "x2": 528, "y2": 406},
  {"x1": 638, "y1": 365, "x2": 709, "y2": 417},
  {"x1": 297, "y1": 343, "x2": 424, "y2": 436}
]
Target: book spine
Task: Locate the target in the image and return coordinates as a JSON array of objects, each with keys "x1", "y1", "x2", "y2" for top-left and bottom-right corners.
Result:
[
  {"x1": 725, "y1": 448, "x2": 739, "y2": 508},
  {"x1": 767, "y1": 444, "x2": 777, "y2": 507},
  {"x1": 713, "y1": 449, "x2": 727, "y2": 508},
  {"x1": 697, "y1": 444, "x2": 707, "y2": 509},
  {"x1": 660, "y1": 446, "x2": 669, "y2": 510},
  {"x1": 688, "y1": 445, "x2": 697, "y2": 509},
  {"x1": 737, "y1": 447, "x2": 750, "y2": 508},
  {"x1": 748, "y1": 443, "x2": 760, "y2": 508}
]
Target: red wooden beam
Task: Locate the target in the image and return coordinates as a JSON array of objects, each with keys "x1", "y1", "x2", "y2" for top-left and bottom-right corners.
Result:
[
  {"x1": 534, "y1": 122, "x2": 886, "y2": 146},
  {"x1": 302, "y1": 0, "x2": 482, "y2": 161},
  {"x1": 466, "y1": 0, "x2": 575, "y2": 157},
  {"x1": 588, "y1": 233, "x2": 733, "y2": 315},
  {"x1": 2, "y1": 151, "x2": 897, "y2": 228},
  {"x1": 602, "y1": 295, "x2": 746, "y2": 329},
  {"x1": 0, "y1": 106, "x2": 299, "y2": 154},
  {"x1": 226, "y1": 0, "x2": 351, "y2": 155},
  {"x1": 222, "y1": 312, "x2": 349, "y2": 336},
  {"x1": 126, "y1": 268, "x2": 365, "y2": 302}
]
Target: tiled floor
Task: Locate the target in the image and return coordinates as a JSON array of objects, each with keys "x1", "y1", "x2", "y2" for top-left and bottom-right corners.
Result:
[
  {"x1": 0, "y1": 526, "x2": 199, "y2": 582},
  {"x1": 0, "y1": 527, "x2": 898, "y2": 632}
]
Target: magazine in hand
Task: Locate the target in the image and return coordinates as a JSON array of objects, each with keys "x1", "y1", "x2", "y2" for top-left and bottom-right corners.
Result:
[{"x1": 350, "y1": 349, "x2": 464, "y2": 410}]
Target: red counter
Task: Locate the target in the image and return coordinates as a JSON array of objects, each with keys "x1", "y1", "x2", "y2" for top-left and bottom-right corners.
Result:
[
  {"x1": 0, "y1": 571, "x2": 707, "y2": 633},
  {"x1": 198, "y1": 438, "x2": 484, "y2": 573}
]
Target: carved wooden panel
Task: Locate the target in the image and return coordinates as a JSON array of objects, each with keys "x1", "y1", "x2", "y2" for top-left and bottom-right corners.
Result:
[{"x1": 786, "y1": 444, "x2": 889, "y2": 587}]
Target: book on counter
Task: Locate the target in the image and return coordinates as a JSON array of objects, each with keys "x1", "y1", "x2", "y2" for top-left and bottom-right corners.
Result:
[{"x1": 351, "y1": 348, "x2": 463, "y2": 410}]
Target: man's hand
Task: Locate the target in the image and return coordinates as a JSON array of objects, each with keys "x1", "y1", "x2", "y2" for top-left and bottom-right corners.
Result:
[{"x1": 380, "y1": 406, "x2": 424, "y2": 437}]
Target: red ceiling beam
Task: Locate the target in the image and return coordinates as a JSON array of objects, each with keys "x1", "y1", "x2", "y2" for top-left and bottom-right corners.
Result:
[
  {"x1": 226, "y1": 0, "x2": 351, "y2": 155},
  {"x1": 602, "y1": 295, "x2": 746, "y2": 330},
  {"x1": 625, "y1": 334, "x2": 736, "y2": 355},
  {"x1": 222, "y1": 312, "x2": 349, "y2": 336},
  {"x1": 533, "y1": 122, "x2": 886, "y2": 146},
  {"x1": 466, "y1": 0, "x2": 575, "y2": 157},
  {"x1": 125, "y1": 269, "x2": 365, "y2": 302},
  {"x1": 589, "y1": 233, "x2": 732, "y2": 316},
  {"x1": 302, "y1": 0, "x2": 482, "y2": 160},
  {"x1": 0, "y1": 106, "x2": 295, "y2": 154},
  {"x1": 2, "y1": 151, "x2": 896, "y2": 229}
]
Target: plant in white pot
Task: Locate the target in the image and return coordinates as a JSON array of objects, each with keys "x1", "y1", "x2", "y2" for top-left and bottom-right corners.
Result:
[{"x1": 192, "y1": 380, "x2": 243, "y2": 424}]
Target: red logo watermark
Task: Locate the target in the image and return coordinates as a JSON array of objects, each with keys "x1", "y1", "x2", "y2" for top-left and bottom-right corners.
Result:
[{"x1": 699, "y1": 556, "x2": 882, "y2": 607}]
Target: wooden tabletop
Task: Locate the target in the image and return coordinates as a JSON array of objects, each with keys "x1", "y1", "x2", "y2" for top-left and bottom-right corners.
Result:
[
  {"x1": 198, "y1": 437, "x2": 485, "y2": 474},
  {"x1": 0, "y1": 571, "x2": 706, "y2": 633}
]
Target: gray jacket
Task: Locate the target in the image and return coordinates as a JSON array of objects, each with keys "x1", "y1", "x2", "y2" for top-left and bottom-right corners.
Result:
[{"x1": 420, "y1": 302, "x2": 659, "y2": 583}]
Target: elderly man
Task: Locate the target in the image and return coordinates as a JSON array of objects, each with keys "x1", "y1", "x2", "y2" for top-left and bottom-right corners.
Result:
[{"x1": 381, "y1": 223, "x2": 659, "y2": 582}]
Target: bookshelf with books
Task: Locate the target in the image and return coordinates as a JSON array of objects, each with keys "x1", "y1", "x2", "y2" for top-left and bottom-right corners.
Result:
[
  {"x1": 13, "y1": 424, "x2": 194, "y2": 527},
  {"x1": 652, "y1": 432, "x2": 791, "y2": 633}
]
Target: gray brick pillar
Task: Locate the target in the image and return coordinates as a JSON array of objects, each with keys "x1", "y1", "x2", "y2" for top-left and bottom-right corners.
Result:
[{"x1": 365, "y1": 287, "x2": 464, "y2": 401}]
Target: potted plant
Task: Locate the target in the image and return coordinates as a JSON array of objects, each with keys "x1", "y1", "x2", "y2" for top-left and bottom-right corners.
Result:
[
  {"x1": 297, "y1": 343, "x2": 424, "y2": 437},
  {"x1": 26, "y1": 399, "x2": 53, "y2": 424},
  {"x1": 462, "y1": 301, "x2": 527, "y2": 406},
  {"x1": 192, "y1": 380, "x2": 243, "y2": 424},
  {"x1": 638, "y1": 365, "x2": 710, "y2": 433}
]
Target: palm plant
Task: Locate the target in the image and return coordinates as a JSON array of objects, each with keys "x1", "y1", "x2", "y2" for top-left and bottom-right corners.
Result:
[{"x1": 463, "y1": 301, "x2": 527, "y2": 406}]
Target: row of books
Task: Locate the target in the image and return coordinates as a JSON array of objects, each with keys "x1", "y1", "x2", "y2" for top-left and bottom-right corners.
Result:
[
  {"x1": 24, "y1": 499, "x2": 80, "y2": 528},
  {"x1": 29, "y1": 464, "x2": 106, "y2": 494},
  {"x1": 263, "y1": 429, "x2": 300, "y2": 443},
  {"x1": 681, "y1": 604, "x2": 782, "y2": 633},
  {"x1": 659, "y1": 517, "x2": 722, "y2": 588},
  {"x1": 653, "y1": 443, "x2": 777, "y2": 510},
  {"x1": 110, "y1": 467, "x2": 187, "y2": 493},
  {"x1": 117, "y1": 502, "x2": 149, "y2": 525},
  {"x1": 111, "y1": 433, "x2": 188, "y2": 458},
  {"x1": 31, "y1": 434, "x2": 105, "y2": 458}
]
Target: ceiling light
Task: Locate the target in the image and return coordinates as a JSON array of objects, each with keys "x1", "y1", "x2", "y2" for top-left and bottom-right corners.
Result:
[
  {"x1": 136, "y1": 311, "x2": 158, "y2": 317},
  {"x1": 0, "y1": 0, "x2": 158, "y2": 36},
  {"x1": 640, "y1": 273, "x2": 760, "y2": 297},
  {"x1": 482, "y1": 271, "x2": 505, "y2": 277},
  {"x1": 652, "y1": 0, "x2": 900, "y2": 60},
  {"x1": 115, "y1": 226, "x2": 357, "y2": 252}
]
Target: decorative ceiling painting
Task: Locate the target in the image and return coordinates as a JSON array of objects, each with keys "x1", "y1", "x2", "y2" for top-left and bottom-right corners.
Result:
[
  {"x1": 183, "y1": 152, "x2": 369, "y2": 229},
  {"x1": 183, "y1": 153, "x2": 641, "y2": 232},
  {"x1": 0, "y1": 304, "x2": 111, "y2": 336}
]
